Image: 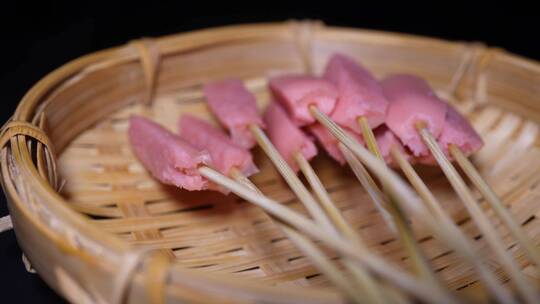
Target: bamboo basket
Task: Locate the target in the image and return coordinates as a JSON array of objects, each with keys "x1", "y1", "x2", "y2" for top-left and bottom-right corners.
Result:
[{"x1": 1, "y1": 21, "x2": 540, "y2": 303}]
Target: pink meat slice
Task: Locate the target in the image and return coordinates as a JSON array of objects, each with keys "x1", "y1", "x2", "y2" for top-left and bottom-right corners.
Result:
[
  {"x1": 374, "y1": 125, "x2": 413, "y2": 166},
  {"x1": 308, "y1": 123, "x2": 345, "y2": 164},
  {"x1": 420, "y1": 104, "x2": 484, "y2": 165},
  {"x1": 204, "y1": 79, "x2": 264, "y2": 149},
  {"x1": 323, "y1": 53, "x2": 389, "y2": 132},
  {"x1": 439, "y1": 104, "x2": 483, "y2": 155},
  {"x1": 308, "y1": 123, "x2": 365, "y2": 165},
  {"x1": 382, "y1": 74, "x2": 447, "y2": 157},
  {"x1": 263, "y1": 101, "x2": 318, "y2": 172},
  {"x1": 128, "y1": 116, "x2": 211, "y2": 191},
  {"x1": 269, "y1": 75, "x2": 338, "y2": 125},
  {"x1": 179, "y1": 115, "x2": 259, "y2": 177}
]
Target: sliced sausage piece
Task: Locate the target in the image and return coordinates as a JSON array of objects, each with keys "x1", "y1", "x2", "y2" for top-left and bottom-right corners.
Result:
[
  {"x1": 128, "y1": 116, "x2": 211, "y2": 191},
  {"x1": 204, "y1": 79, "x2": 264, "y2": 149},
  {"x1": 179, "y1": 115, "x2": 258, "y2": 177},
  {"x1": 324, "y1": 53, "x2": 388, "y2": 132},
  {"x1": 382, "y1": 74, "x2": 447, "y2": 157},
  {"x1": 269, "y1": 74, "x2": 338, "y2": 125},
  {"x1": 263, "y1": 101, "x2": 317, "y2": 172}
]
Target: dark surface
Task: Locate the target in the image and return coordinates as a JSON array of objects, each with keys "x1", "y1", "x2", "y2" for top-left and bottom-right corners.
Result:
[{"x1": 0, "y1": 2, "x2": 538, "y2": 303}]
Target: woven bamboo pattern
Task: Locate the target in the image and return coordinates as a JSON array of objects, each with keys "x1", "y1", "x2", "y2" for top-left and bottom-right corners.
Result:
[{"x1": 1, "y1": 21, "x2": 540, "y2": 303}]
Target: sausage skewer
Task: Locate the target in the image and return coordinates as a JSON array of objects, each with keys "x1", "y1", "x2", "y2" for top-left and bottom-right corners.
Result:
[
  {"x1": 263, "y1": 101, "x2": 400, "y2": 304},
  {"x1": 205, "y1": 82, "x2": 393, "y2": 303},
  {"x1": 205, "y1": 79, "x2": 336, "y2": 234},
  {"x1": 270, "y1": 70, "x2": 441, "y2": 288}
]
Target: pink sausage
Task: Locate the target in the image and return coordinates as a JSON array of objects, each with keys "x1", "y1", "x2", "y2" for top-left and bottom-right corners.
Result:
[
  {"x1": 419, "y1": 104, "x2": 484, "y2": 164},
  {"x1": 308, "y1": 123, "x2": 365, "y2": 165},
  {"x1": 439, "y1": 104, "x2": 483, "y2": 156},
  {"x1": 381, "y1": 74, "x2": 447, "y2": 157},
  {"x1": 374, "y1": 125, "x2": 413, "y2": 166},
  {"x1": 179, "y1": 115, "x2": 258, "y2": 177},
  {"x1": 263, "y1": 101, "x2": 317, "y2": 172},
  {"x1": 128, "y1": 116, "x2": 211, "y2": 191},
  {"x1": 324, "y1": 53, "x2": 388, "y2": 133},
  {"x1": 269, "y1": 74, "x2": 338, "y2": 125},
  {"x1": 204, "y1": 79, "x2": 265, "y2": 149}
]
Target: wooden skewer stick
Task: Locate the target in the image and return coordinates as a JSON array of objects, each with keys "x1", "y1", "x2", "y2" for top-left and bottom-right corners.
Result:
[
  {"x1": 294, "y1": 152, "x2": 356, "y2": 236},
  {"x1": 449, "y1": 144, "x2": 540, "y2": 273},
  {"x1": 249, "y1": 124, "x2": 338, "y2": 235},
  {"x1": 198, "y1": 166, "x2": 457, "y2": 304},
  {"x1": 358, "y1": 117, "x2": 383, "y2": 160},
  {"x1": 339, "y1": 145, "x2": 418, "y2": 304},
  {"x1": 338, "y1": 143, "x2": 426, "y2": 303},
  {"x1": 391, "y1": 146, "x2": 517, "y2": 304},
  {"x1": 416, "y1": 122, "x2": 538, "y2": 304},
  {"x1": 293, "y1": 152, "x2": 394, "y2": 304},
  {"x1": 357, "y1": 116, "x2": 442, "y2": 286},
  {"x1": 337, "y1": 143, "x2": 396, "y2": 231},
  {"x1": 229, "y1": 168, "x2": 367, "y2": 304}
]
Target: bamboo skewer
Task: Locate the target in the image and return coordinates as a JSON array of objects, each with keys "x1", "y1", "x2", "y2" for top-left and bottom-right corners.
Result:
[
  {"x1": 337, "y1": 143, "x2": 395, "y2": 230},
  {"x1": 248, "y1": 124, "x2": 338, "y2": 235},
  {"x1": 357, "y1": 117, "x2": 438, "y2": 281},
  {"x1": 391, "y1": 146, "x2": 516, "y2": 304},
  {"x1": 293, "y1": 152, "x2": 356, "y2": 236},
  {"x1": 293, "y1": 152, "x2": 394, "y2": 304},
  {"x1": 449, "y1": 144, "x2": 540, "y2": 273},
  {"x1": 338, "y1": 145, "x2": 452, "y2": 302},
  {"x1": 416, "y1": 123, "x2": 539, "y2": 304},
  {"x1": 356, "y1": 116, "x2": 451, "y2": 297},
  {"x1": 198, "y1": 165, "x2": 456, "y2": 304},
  {"x1": 338, "y1": 145, "x2": 418, "y2": 304},
  {"x1": 357, "y1": 117, "x2": 382, "y2": 160},
  {"x1": 229, "y1": 168, "x2": 367, "y2": 304}
]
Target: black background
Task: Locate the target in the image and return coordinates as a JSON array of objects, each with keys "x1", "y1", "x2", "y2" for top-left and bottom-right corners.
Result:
[{"x1": 0, "y1": 2, "x2": 538, "y2": 303}]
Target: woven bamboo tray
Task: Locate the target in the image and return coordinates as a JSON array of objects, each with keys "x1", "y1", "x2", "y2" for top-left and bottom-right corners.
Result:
[{"x1": 1, "y1": 21, "x2": 540, "y2": 303}]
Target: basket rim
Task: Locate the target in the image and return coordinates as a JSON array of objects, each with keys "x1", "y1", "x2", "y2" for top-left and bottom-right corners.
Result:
[{"x1": 3, "y1": 20, "x2": 540, "y2": 302}]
